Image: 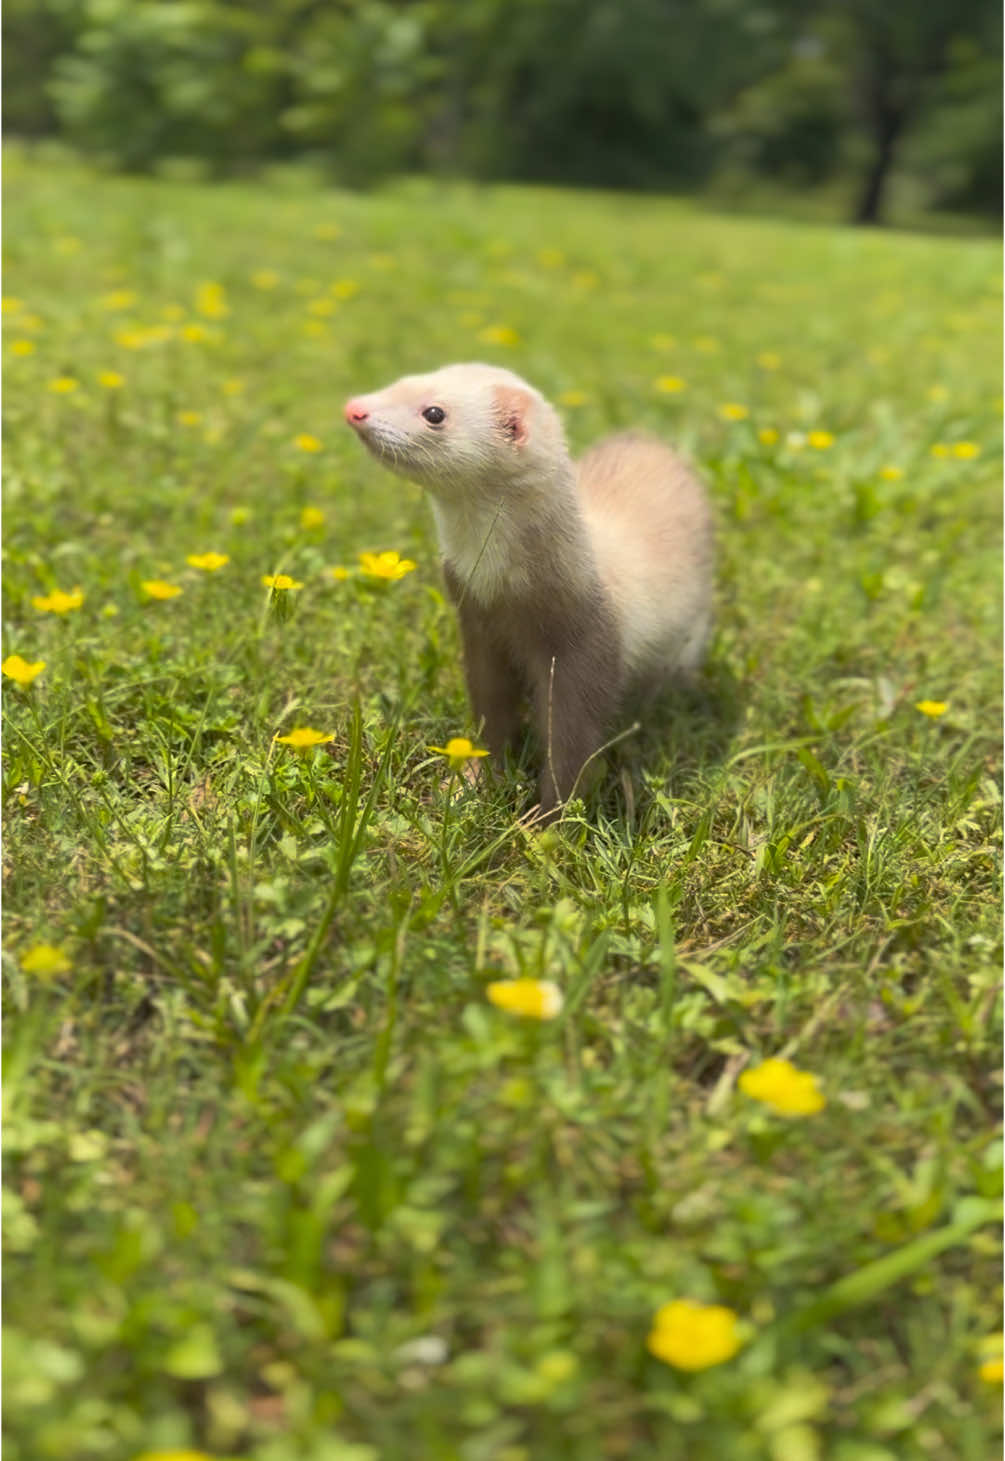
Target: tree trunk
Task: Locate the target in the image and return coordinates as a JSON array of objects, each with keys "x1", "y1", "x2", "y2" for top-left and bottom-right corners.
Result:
[{"x1": 854, "y1": 108, "x2": 905, "y2": 225}]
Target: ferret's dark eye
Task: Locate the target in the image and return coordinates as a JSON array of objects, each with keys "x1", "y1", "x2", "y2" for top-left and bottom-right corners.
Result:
[{"x1": 422, "y1": 405, "x2": 446, "y2": 425}]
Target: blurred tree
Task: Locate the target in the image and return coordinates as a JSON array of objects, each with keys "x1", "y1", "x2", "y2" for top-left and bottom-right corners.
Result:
[
  {"x1": 47, "y1": 1, "x2": 290, "y2": 173},
  {"x1": 3, "y1": 0, "x2": 86, "y2": 136},
  {"x1": 422, "y1": 0, "x2": 794, "y2": 188},
  {"x1": 904, "y1": 37, "x2": 1002, "y2": 218},
  {"x1": 711, "y1": 44, "x2": 850, "y2": 187},
  {"x1": 3, "y1": 0, "x2": 1000, "y2": 224},
  {"x1": 817, "y1": 0, "x2": 1002, "y2": 224},
  {"x1": 277, "y1": 3, "x2": 442, "y2": 184}
]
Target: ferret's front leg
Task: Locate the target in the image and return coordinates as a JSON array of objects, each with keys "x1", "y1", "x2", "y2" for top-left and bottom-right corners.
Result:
[
  {"x1": 532, "y1": 644, "x2": 621, "y2": 818},
  {"x1": 452, "y1": 596, "x2": 524, "y2": 761}
]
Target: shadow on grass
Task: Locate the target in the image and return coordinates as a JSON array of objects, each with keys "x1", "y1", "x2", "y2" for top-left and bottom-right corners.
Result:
[
  {"x1": 599, "y1": 655, "x2": 746, "y2": 822},
  {"x1": 448, "y1": 656, "x2": 746, "y2": 832}
]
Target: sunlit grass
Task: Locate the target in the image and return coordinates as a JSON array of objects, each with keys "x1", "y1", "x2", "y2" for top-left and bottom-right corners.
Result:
[{"x1": 3, "y1": 146, "x2": 1001, "y2": 1461}]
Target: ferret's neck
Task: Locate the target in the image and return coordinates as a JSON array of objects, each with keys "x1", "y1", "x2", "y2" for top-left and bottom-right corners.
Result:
[{"x1": 430, "y1": 460, "x2": 590, "y2": 605}]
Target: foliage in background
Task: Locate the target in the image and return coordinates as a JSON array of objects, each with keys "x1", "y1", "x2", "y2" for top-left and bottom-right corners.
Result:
[
  {"x1": 3, "y1": 0, "x2": 1002, "y2": 224},
  {"x1": 2, "y1": 148, "x2": 1002, "y2": 1460}
]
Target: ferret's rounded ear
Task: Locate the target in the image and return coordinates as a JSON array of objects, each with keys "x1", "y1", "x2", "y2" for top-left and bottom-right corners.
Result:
[{"x1": 491, "y1": 384, "x2": 533, "y2": 446}]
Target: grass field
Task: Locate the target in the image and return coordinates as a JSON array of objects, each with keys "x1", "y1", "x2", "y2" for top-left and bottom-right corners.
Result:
[{"x1": 2, "y1": 145, "x2": 1002, "y2": 1461}]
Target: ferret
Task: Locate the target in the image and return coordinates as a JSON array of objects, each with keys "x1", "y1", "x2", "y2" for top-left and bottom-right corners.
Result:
[{"x1": 344, "y1": 363, "x2": 714, "y2": 818}]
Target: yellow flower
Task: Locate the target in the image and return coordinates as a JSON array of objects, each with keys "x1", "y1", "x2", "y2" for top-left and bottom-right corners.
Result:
[
  {"x1": 427, "y1": 736, "x2": 490, "y2": 771},
  {"x1": 915, "y1": 700, "x2": 948, "y2": 718},
  {"x1": 176, "y1": 410, "x2": 202, "y2": 427},
  {"x1": 486, "y1": 978, "x2": 563, "y2": 1020},
  {"x1": 536, "y1": 1350, "x2": 578, "y2": 1386},
  {"x1": 558, "y1": 390, "x2": 589, "y2": 407},
  {"x1": 21, "y1": 943, "x2": 71, "y2": 978},
  {"x1": 300, "y1": 506, "x2": 325, "y2": 530},
  {"x1": 19, "y1": 314, "x2": 44, "y2": 333},
  {"x1": 739, "y1": 1057, "x2": 825, "y2": 1116},
  {"x1": 131, "y1": 1452, "x2": 218, "y2": 1461},
  {"x1": 230, "y1": 506, "x2": 251, "y2": 526},
  {"x1": 952, "y1": 441, "x2": 979, "y2": 459},
  {"x1": 10, "y1": 339, "x2": 35, "y2": 356},
  {"x1": 221, "y1": 378, "x2": 244, "y2": 396},
  {"x1": 2, "y1": 655, "x2": 45, "y2": 687},
  {"x1": 180, "y1": 323, "x2": 209, "y2": 343},
  {"x1": 756, "y1": 351, "x2": 782, "y2": 370},
  {"x1": 251, "y1": 269, "x2": 279, "y2": 289},
  {"x1": 649, "y1": 334, "x2": 676, "y2": 350},
  {"x1": 294, "y1": 433, "x2": 322, "y2": 452},
  {"x1": 718, "y1": 403, "x2": 749, "y2": 421},
  {"x1": 926, "y1": 384, "x2": 949, "y2": 402},
  {"x1": 929, "y1": 443, "x2": 950, "y2": 459},
  {"x1": 302, "y1": 320, "x2": 328, "y2": 339},
  {"x1": 2, "y1": 296, "x2": 23, "y2": 314},
  {"x1": 647, "y1": 1300, "x2": 743, "y2": 1371},
  {"x1": 654, "y1": 376, "x2": 686, "y2": 395},
  {"x1": 186, "y1": 552, "x2": 229, "y2": 572},
  {"x1": 978, "y1": 1334, "x2": 1004, "y2": 1384},
  {"x1": 478, "y1": 325, "x2": 520, "y2": 347},
  {"x1": 758, "y1": 428, "x2": 779, "y2": 446},
  {"x1": 694, "y1": 335, "x2": 720, "y2": 353},
  {"x1": 195, "y1": 280, "x2": 228, "y2": 318},
  {"x1": 879, "y1": 465, "x2": 903, "y2": 481},
  {"x1": 54, "y1": 235, "x2": 81, "y2": 255},
  {"x1": 98, "y1": 370, "x2": 124, "y2": 389},
  {"x1": 48, "y1": 376, "x2": 78, "y2": 394},
  {"x1": 100, "y1": 290, "x2": 136, "y2": 311},
  {"x1": 262, "y1": 574, "x2": 303, "y2": 591},
  {"x1": 32, "y1": 588, "x2": 83, "y2": 614},
  {"x1": 141, "y1": 580, "x2": 183, "y2": 600},
  {"x1": 331, "y1": 278, "x2": 359, "y2": 300},
  {"x1": 275, "y1": 727, "x2": 334, "y2": 749},
  {"x1": 537, "y1": 248, "x2": 565, "y2": 269},
  {"x1": 807, "y1": 430, "x2": 835, "y2": 450},
  {"x1": 328, "y1": 565, "x2": 351, "y2": 581},
  {"x1": 114, "y1": 324, "x2": 172, "y2": 349},
  {"x1": 358, "y1": 550, "x2": 416, "y2": 581},
  {"x1": 308, "y1": 297, "x2": 336, "y2": 317}
]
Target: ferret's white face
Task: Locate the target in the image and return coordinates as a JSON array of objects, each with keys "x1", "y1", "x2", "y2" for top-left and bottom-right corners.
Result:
[{"x1": 344, "y1": 363, "x2": 563, "y2": 501}]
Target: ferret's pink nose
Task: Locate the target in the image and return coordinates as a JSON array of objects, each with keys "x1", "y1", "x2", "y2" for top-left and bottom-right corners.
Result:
[{"x1": 344, "y1": 398, "x2": 369, "y2": 426}]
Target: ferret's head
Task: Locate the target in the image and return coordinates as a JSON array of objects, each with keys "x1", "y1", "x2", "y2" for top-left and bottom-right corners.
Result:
[{"x1": 344, "y1": 363, "x2": 568, "y2": 501}]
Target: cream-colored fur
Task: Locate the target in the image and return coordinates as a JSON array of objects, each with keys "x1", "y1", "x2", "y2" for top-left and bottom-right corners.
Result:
[
  {"x1": 345, "y1": 362, "x2": 715, "y2": 813},
  {"x1": 346, "y1": 364, "x2": 713, "y2": 688},
  {"x1": 578, "y1": 434, "x2": 714, "y2": 682},
  {"x1": 429, "y1": 497, "x2": 532, "y2": 601},
  {"x1": 345, "y1": 362, "x2": 597, "y2": 606}
]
